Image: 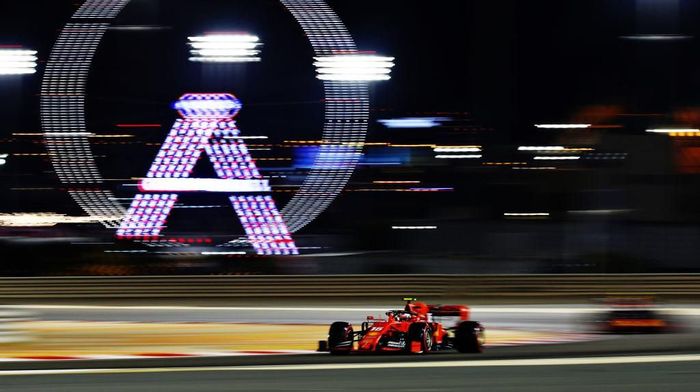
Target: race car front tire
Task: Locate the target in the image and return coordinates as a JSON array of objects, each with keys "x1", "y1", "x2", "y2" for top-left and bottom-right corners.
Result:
[
  {"x1": 328, "y1": 321, "x2": 354, "y2": 355},
  {"x1": 455, "y1": 321, "x2": 485, "y2": 353},
  {"x1": 406, "y1": 322, "x2": 433, "y2": 354}
]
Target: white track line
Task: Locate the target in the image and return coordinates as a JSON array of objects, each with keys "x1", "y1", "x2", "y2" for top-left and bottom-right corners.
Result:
[{"x1": 2, "y1": 354, "x2": 700, "y2": 376}]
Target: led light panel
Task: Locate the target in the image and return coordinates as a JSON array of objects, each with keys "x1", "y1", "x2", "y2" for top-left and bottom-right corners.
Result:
[{"x1": 188, "y1": 34, "x2": 262, "y2": 63}]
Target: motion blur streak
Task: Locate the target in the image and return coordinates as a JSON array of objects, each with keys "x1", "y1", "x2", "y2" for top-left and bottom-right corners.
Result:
[
  {"x1": 2, "y1": 354, "x2": 700, "y2": 376},
  {"x1": 533, "y1": 156, "x2": 580, "y2": 160},
  {"x1": 0, "y1": 213, "x2": 118, "y2": 227},
  {"x1": 534, "y1": 124, "x2": 591, "y2": 129},
  {"x1": 433, "y1": 146, "x2": 482, "y2": 152},
  {"x1": 435, "y1": 154, "x2": 482, "y2": 159},
  {"x1": 518, "y1": 146, "x2": 565, "y2": 151},
  {"x1": 619, "y1": 34, "x2": 692, "y2": 40},
  {"x1": 378, "y1": 117, "x2": 448, "y2": 128},
  {"x1": 646, "y1": 128, "x2": 700, "y2": 134}
]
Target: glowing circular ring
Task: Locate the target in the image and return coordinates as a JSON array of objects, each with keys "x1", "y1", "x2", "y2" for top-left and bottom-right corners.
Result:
[{"x1": 41, "y1": 0, "x2": 369, "y2": 233}]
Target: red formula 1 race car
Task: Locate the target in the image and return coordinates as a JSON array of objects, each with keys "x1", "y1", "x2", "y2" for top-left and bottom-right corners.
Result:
[
  {"x1": 590, "y1": 297, "x2": 681, "y2": 334},
  {"x1": 325, "y1": 298, "x2": 485, "y2": 354}
]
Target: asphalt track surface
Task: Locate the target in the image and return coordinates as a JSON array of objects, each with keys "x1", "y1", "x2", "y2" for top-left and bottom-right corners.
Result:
[
  {"x1": 2, "y1": 349, "x2": 700, "y2": 392},
  {"x1": 1, "y1": 304, "x2": 700, "y2": 391}
]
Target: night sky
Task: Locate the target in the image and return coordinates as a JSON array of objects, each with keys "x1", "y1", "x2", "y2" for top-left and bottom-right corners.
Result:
[{"x1": 1, "y1": 1, "x2": 700, "y2": 273}]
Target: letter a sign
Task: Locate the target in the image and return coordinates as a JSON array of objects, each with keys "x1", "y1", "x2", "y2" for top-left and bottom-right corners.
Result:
[{"x1": 117, "y1": 93, "x2": 298, "y2": 255}]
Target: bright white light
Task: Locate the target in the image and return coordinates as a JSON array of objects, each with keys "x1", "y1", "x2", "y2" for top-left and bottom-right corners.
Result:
[
  {"x1": 318, "y1": 68, "x2": 392, "y2": 75},
  {"x1": 518, "y1": 146, "x2": 565, "y2": 151},
  {"x1": 188, "y1": 35, "x2": 259, "y2": 42},
  {"x1": 187, "y1": 34, "x2": 262, "y2": 63},
  {"x1": 435, "y1": 154, "x2": 482, "y2": 159},
  {"x1": 504, "y1": 212, "x2": 550, "y2": 217},
  {"x1": 0, "y1": 153, "x2": 7, "y2": 166},
  {"x1": 314, "y1": 54, "x2": 395, "y2": 81},
  {"x1": 0, "y1": 61, "x2": 37, "y2": 68},
  {"x1": 173, "y1": 99, "x2": 239, "y2": 111},
  {"x1": 433, "y1": 146, "x2": 481, "y2": 152},
  {"x1": 189, "y1": 57, "x2": 262, "y2": 63},
  {"x1": 138, "y1": 178, "x2": 271, "y2": 193},
  {"x1": 201, "y1": 251, "x2": 247, "y2": 255},
  {"x1": 0, "y1": 213, "x2": 118, "y2": 227},
  {"x1": 533, "y1": 156, "x2": 580, "y2": 160},
  {"x1": 534, "y1": 124, "x2": 591, "y2": 129},
  {"x1": 391, "y1": 226, "x2": 438, "y2": 230},
  {"x1": 318, "y1": 74, "x2": 391, "y2": 81},
  {"x1": 379, "y1": 117, "x2": 448, "y2": 128},
  {"x1": 0, "y1": 49, "x2": 38, "y2": 75},
  {"x1": 191, "y1": 49, "x2": 259, "y2": 57},
  {"x1": 646, "y1": 128, "x2": 700, "y2": 134},
  {"x1": 190, "y1": 42, "x2": 259, "y2": 50},
  {"x1": 0, "y1": 69, "x2": 36, "y2": 75},
  {"x1": 44, "y1": 132, "x2": 94, "y2": 137}
]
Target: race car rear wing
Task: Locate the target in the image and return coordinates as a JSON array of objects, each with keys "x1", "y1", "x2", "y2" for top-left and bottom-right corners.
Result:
[{"x1": 428, "y1": 305, "x2": 469, "y2": 320}]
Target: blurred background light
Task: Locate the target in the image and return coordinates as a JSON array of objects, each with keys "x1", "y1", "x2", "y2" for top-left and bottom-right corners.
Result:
[
  {"x1": 187, "y1": 33, "x2": 262, "y2": 63},
  {"x1": 200, "y1": 251, "x2": 246, "y2": 255},
  {"x1": 433, "y1": 146, "x2": 482, "y2": 152},
  {"x1": 534, "y1": 124, "x2": 591, "y2": 129},
  {"x1": 314, "y1": 54, "x2": 395, "y2": 81},
  {"x1": 0, "y1": 48, "x2": 37, "y2": 75},
  {"x1": 435, "y1": 154, "x2": 482, "y2": 159},
  {"x1": 379, "y1": 117, "x2": 449, "y2": 128},
  {"x1": 533, "y1": 156, "x2": 580, "y2": 160},
  {"x1": 503, "y1": 213, "x2": 550, "y2": 220},
  {"x1": 0, "y1": 213, "x2": 113, "y2": 227},
  {"x1": 373, "y1": 180, "x2": 420, "y2": 184},
  {"x1": 138, "y1": 178, "x2": 270, "y2": 193},
  {"x1": 504, "y1": 213, "x2": 550, "y2": 217},
  {"x1": 391, "y1": 226, "x2": 438, "y2": 230},
  {"x1": 44, "y1": 132, "x2": 94, "y2": 137},
  {"x1": 518, "y1": 146, "x2": 565, "y2": 151},
  {"x1": 619, "y1": 34, "x2": 692, "y2": 41},
  {"x1": 646, "y1": 128, "x2": 700, "y2": 134}
]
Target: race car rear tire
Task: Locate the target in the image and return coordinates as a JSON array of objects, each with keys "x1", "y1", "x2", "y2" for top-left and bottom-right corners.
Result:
[
  {"x1": 328, "y1": 321, "x2": 353, "y2": 355},
  {"x1": 455, "y1": 321, "x2": 485, "y2": 353},
  {"x1": 406, "y1": 322, "x2": 433, "y2": 354}
]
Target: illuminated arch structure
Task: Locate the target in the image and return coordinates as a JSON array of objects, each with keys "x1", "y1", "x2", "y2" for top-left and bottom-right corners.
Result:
[
  {"x1": 117, "y1": 93, "x2": 298, "y2": 255},
  {"x1": 41, "y1": 0, "x2": 371, "y2": 247}
]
